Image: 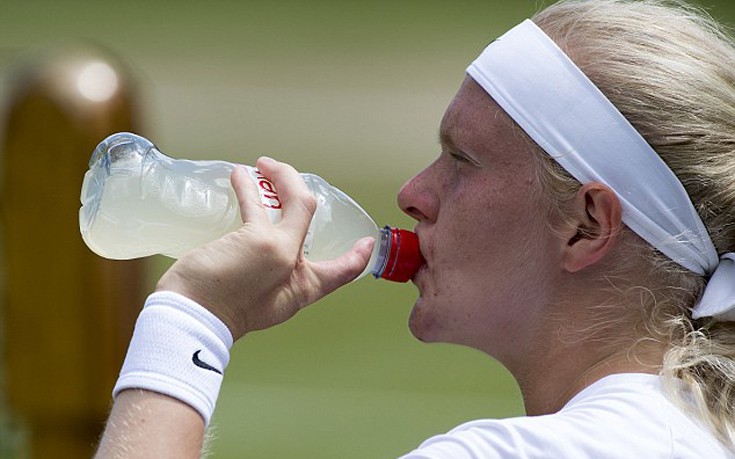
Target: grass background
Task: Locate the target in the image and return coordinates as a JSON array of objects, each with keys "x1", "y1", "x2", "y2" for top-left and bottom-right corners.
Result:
[{"x1": 1, "y1": 1, "x2": 734, "y2": 457}]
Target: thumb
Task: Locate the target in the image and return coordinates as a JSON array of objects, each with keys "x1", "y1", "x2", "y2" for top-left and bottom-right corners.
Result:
[{"x1": 310, "y1": 237, "x2": 375, "y2": 295}]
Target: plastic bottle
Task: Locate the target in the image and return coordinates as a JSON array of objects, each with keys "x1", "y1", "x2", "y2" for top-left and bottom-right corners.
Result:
[{"x1": 79, "y1": 132, "x2": 423, "y2": 282}]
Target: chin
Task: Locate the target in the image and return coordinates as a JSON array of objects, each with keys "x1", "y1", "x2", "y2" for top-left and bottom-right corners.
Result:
[{"x1": 407, "y1": 297, "x2": 444, "y2": 343}]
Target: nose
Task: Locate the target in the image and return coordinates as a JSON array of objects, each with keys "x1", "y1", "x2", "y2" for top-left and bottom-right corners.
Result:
[{"x1": 398, "y1": 164, "x2": 439, "y2": 224}]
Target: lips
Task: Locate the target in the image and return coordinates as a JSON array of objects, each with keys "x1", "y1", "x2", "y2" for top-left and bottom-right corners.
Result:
[{"x1": 410, "y1": 230, "x2": 427, "y2": 284}]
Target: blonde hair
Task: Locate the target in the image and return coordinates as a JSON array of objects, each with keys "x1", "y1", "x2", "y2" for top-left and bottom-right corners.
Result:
[{"x1": 528, "y1": 0, "x2": 735, "y2": 449}]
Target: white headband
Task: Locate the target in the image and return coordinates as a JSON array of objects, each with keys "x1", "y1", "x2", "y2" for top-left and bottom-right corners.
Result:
[{"x1": 467, "y1": 19, "x2": 735, "y2": 322}]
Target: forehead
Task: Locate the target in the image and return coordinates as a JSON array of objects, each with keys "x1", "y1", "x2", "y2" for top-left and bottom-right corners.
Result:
[{"x1": 441, "y1": 76, "x2": 531, "y2": 158}]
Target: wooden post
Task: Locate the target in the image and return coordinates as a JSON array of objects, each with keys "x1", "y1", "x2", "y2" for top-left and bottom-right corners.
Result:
[{"x1": 1, "y1": 47, "x2": 147, "y2": 458}]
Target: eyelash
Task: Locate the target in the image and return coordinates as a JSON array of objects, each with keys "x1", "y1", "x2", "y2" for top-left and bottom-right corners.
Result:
[{"x1": 448, "y1": 151, "x2": 471, "y2": 164}]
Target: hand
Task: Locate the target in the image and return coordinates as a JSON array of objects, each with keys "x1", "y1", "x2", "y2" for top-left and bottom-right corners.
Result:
[{"x1": 156, "y1": 157, "x2": 374, "y2": 341}]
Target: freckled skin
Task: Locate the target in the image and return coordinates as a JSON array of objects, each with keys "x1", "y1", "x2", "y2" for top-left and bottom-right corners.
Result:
[{"x1": 398, "y1": 77, "x2": 564, "y2": 366}]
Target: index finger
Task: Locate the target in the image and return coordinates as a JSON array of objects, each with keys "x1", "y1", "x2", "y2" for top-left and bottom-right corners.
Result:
[{"x1": 255, "y1": 157, "x2": 317, "y2": 239}]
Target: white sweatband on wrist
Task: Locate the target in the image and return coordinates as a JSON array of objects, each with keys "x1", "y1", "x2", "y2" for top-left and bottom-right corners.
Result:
[{"x1": 113, "y1": 291, "x2": 234, "y2": 426}]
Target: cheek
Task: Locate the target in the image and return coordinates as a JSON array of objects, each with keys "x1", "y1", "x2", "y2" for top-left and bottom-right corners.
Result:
[
  {"x1": 440, "y1": 181, "x2": 527, "y2": 257},
  {"x1": 425, "y1": 175, "x2": 535, "y2": 284},
  {"x1": 410, "y1": 178, "x2": 555, "y2": 343}
]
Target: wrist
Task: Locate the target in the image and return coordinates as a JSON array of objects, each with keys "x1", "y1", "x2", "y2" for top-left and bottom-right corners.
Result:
[
  {"x1": 113, "y1": 291, "x2": 234, "y2": 426},
  {"x1": 155, "y1": 272, "x2": 246, "y2": 339}
]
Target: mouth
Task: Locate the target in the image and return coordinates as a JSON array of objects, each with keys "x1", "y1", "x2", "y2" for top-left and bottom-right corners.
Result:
[{"x1": 410, "y1": 235, "x2": 427, "y2": 285}]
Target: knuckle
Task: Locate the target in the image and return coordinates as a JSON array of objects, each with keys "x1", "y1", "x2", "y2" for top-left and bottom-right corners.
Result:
[
  {"x1": 300, "y1": 194, "x2": 318, "y2": 215},
  {"x1": 280, "y1": 162, "x2": 300, "y2": 176}
]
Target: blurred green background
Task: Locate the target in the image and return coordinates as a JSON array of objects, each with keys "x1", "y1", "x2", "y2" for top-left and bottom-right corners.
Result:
[{"x1": 1, "y1": 1, "x2": 734, "y2": 458}]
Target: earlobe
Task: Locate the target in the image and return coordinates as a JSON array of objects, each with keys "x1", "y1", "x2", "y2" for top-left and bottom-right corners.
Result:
[{"x1": 563, "y1": 183, "x2": 622, "y2": 273}]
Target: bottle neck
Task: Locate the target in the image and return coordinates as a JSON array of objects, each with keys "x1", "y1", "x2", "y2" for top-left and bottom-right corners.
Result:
[{"x1": 371, "y1": 227, "x2": 393, "y2": 279}]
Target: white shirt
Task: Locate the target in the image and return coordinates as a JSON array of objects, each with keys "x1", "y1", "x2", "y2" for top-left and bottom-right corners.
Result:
[{"x1": 400, "y1": 373, "x2": 733, "y2": 458}]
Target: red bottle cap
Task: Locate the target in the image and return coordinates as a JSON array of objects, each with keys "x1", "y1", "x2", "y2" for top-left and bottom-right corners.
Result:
[{"x1": 380, "y1": 227, "x2": 425, "y2": 283}]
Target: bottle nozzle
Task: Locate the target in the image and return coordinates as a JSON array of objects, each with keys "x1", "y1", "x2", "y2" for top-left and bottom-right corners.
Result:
[{"x1": 372, "y1": 226, "x2": 424, "y2": 283}]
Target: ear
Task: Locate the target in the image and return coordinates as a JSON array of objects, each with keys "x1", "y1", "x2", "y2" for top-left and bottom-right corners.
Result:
[{"x1": 563, "y1": 183, "x2": 622, "y2": 273}]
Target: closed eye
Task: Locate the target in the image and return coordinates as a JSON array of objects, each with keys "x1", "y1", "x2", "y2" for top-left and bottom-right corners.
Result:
[
  {"x1": 449, "y1": 151, "x2": 471, "y2": 163},
  {"x1": 448, "y1": 150, "x2": 482, "y2": 169},
  {"x1": 439, "y1": 129, "x2": 480, "y2": 168}
]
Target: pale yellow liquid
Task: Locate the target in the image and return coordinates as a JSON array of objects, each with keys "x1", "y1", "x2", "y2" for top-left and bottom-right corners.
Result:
[
  {"x1": 300, "y1": 174, "x2": 382, "y2": 278},
  {"x1": 81, "y1": 159, "x2": 381, "y2": 277},
  {"x1": 81, "y1": 158, "x2": 241, "y2": 259}
]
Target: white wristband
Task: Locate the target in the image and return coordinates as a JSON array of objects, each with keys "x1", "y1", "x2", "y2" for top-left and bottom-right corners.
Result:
[{"x1": 113, "y1": 291, "x2": 234, "y2": 426}]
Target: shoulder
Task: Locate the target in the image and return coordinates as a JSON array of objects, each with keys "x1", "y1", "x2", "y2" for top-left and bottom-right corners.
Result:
[{"x1": 399, "y1": 373, "x2": 733, "y2": 459}]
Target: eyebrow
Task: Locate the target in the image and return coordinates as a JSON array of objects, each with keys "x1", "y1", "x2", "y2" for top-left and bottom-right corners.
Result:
[
  {"x1": 438, "y1": 126, "x2": 484, "y2": 167},
  {"x1": 438, "y1": 129, "x2": 458, "y2": 150}
]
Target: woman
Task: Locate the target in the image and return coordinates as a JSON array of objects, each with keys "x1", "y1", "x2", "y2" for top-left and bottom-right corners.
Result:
[{"x1": 97, "y1": 0, "x2": 735, "y2": 457}]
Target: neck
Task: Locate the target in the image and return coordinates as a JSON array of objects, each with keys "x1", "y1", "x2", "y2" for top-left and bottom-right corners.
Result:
[{"x1": 514, "y1": 341, "x2": 666, "y2": 416}]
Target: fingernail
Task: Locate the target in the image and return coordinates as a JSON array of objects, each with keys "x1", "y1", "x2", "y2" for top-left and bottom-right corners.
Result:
[{"x1": 357, "y1": 236, "x2": 375, "y2": 251}]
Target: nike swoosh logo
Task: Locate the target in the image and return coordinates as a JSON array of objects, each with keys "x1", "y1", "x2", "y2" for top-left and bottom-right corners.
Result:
[{"x1": 192, "y1": 350, "x2": 222, "y2": 374}]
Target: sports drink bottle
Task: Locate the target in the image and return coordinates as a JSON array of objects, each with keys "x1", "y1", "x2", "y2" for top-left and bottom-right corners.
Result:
[{"x1": 79, "y1": 132, "x2": 423, "y2": 282}]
